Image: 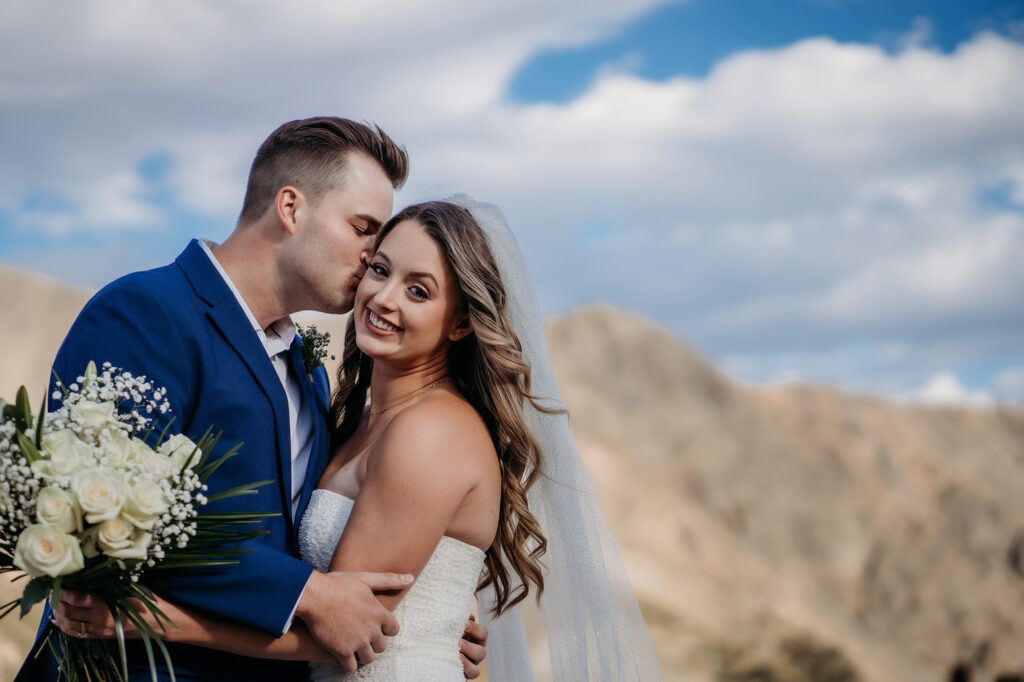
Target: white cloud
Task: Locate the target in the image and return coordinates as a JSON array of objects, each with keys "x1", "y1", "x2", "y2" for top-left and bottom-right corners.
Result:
[
  {"x1": 12, "y1": 171, "x2": 162, "y2": 234},
  {"x1": 1, "y1": 3, "x2": 1023, "y2": 400},
  {"x1": 912, "y1": 371, "x2": 994, "y2": 407}
]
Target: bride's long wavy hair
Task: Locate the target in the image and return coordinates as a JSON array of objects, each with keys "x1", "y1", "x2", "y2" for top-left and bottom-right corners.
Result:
[{"x1": 329, "y1": 201, "x2": 549, "y2": 615}]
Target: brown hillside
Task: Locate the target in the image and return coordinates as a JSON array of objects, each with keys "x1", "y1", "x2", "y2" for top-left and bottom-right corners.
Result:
[{"x1": 546, "y1": 304, "x2": 1024, "y2": 682}]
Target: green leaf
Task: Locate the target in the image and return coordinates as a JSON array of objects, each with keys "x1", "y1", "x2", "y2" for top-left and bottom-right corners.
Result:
[
  {"x1": 196, "y1": 443, "x2": 244, "y2": 482},
  {"x1": 154, "y1": 415, "x2": 178, "y2": 449},
  {"x1": 114, "y1": 610, "x2": 129, "y2": 682},
  {"x1": 16, "y1": 432, "x2": 42, "y2": 465},
  {"x1": 20, "y1": 576, "x2": 52, "y2": 617},
  {"x1": 34, "y1": 391, "x2": 47, "y2": 449},
  {"x1": 180, "y1": 426, "x2": 214, "y2": 474},
  {"x1": 15, "y1": 386, "x2": 31, "y2": 432},
  {"x1": 204, "y1": 479, "x2": 274, "y2": 503},
  {"x1": 0, "y1": 597, "x2": 19, "y2": 619},
  {"x1": 153, "y1": 630, "x2": 177, "y2": 682},
  {"x1": 139, "y1": 630, "x2": 158, "y2": 682},
  {"x1": 50, "y1": 368, "x2": 69, "y2": 399},
  {"x1": 190, "y1": 511, "x2": 278, "y2": 522}
]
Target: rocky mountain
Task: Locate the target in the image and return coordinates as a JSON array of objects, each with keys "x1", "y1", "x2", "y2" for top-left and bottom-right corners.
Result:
[
  {"x1": 2, "y1": 265, "x2": 1023, "y2": 681},
  {"x1": 545, "y1": 305, "x2": 1024, "y2": 682}
]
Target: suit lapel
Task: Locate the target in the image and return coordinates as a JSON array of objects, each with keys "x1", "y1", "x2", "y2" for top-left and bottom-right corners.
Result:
[{"x1": 176, "y1": 241, "x2": 296, "y2": 530}]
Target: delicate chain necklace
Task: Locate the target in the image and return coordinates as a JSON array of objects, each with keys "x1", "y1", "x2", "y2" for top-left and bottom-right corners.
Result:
[{"x1": 369, "y1": 377, "x2": 451, "y2": 416}]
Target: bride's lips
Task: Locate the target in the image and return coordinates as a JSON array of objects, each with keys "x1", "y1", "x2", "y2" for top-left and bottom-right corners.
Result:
[{"x1": 364, "y1": 308, "x2": 401, "y2": 336}]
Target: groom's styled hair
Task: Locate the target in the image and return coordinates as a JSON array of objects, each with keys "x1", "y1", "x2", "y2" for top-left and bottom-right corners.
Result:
[{"x1": 238, "y1": 116, "x2": 409, "y2": 225}]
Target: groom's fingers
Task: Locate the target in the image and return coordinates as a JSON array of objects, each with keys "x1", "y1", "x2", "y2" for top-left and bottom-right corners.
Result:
[
  {"x1": 357, "y1": 571, "x2": 415, "y2": 593},
  {"x1": 339, "y1": 653, "x2": 358, "y2": 674},
  {"x1": 354, "y1": 644, "x2": 376, "y2": 666},
  {"x1": 461, "y1": 652, "x2": 482, "y2": 679},
  {"x1": 59, "y1": 589, "x2": 100, "y2": 609},
  {"x1": 462, "y1": 616, "x2": 488, "y2": 646},
  {"x1": 460, "y1": 637, "x2": 486, "y2": 664}
]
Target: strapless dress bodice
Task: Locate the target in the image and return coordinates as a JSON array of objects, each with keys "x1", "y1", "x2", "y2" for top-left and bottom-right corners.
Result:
[{"x1": 298, "y1": 488, "x2": 485, "y2": 681}]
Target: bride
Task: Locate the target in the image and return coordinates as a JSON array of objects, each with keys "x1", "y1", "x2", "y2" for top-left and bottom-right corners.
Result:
[{"x1": 56, "y1": 196, "x2": 662, "y2": 681}]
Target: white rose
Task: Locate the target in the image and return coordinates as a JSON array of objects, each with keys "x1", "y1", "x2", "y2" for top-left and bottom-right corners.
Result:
[
  {"x1": 13, "y1": 524, "x2": 85, "y2": 578},
  {"x1": 97, "y1": 515, "x2": 135, "y2": 551},
  {"x1": 127, "y1": 437, "x2": 153, "y2": 463},
  {"x1": 40, "y1": 429, "x2": 93, "y2": 477},
  {"x1": 158, "y1": 433, "x2": 201, "y2": 470},
  {"x1": 103, "y1": 527, "x2": 152, "y2": 560},
  {"x1": 35, "y1": 486, "x2": 82, "y2": 534},
  {"x1": 70, "y1": 400, "x2": 119, "y2": 431},
  {"x1": 99, "y1": 432, "x2": 133, "y2": 467},
  {"x1": 72, "y1": 470, "x2": 124, "y2": 524},
  {"x1": 128, "y1": 439, "x2": 174, "y2": 477},
  {"x1": 123, "y1": 479, "x2": 169, "y2": 530},
  {"x1": 142, "y1": 451, "x2": 174, "y2": 478}
]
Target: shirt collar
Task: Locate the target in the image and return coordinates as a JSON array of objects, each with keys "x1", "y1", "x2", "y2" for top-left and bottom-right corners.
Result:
[{"x1": 199, "y1": 239, "x2": 295, "y2": 358}]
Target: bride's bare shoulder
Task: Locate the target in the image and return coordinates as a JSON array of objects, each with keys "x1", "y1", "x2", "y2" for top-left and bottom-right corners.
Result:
[{"x1": 370, "y1": 391, "x2": 497, "y2": 487}]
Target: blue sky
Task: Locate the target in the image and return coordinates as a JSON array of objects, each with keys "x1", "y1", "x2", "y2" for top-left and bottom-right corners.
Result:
[
  {"x1": 1, "y1": 0, "x2": 1023, "y2": 404},
  {"x1": 511, "y1": 0, "x2": 1024, "y2": 101}
]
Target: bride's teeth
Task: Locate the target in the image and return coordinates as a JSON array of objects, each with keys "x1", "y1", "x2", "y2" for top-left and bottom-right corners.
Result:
[{"x1": 369, "y1": 311, "x2": 397, "y2": 332}]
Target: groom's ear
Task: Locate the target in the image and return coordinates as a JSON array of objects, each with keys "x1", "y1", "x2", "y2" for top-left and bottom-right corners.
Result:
[{"x1": 277, "y1": 186, "x2": 301, "y2": 235}]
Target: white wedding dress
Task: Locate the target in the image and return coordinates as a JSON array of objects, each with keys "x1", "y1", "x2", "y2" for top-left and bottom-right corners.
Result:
[{"x1": 298, "y1": 488, "x2": 485, "y2": 681}]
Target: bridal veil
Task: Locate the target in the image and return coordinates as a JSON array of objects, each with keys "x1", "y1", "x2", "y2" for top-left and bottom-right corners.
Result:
[{"x1": 447, "y1": 195, "x2": 663, "y2": 681}]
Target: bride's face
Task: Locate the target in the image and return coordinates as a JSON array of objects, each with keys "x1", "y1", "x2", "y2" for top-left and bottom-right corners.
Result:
[{"x1": 353, "y1": 219, "x2": 468, "y2": 368}]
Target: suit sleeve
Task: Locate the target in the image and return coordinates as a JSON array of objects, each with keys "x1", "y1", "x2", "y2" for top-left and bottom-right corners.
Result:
[{"x1": 52, "y1": 278, "x2": 313, "y2": 637}]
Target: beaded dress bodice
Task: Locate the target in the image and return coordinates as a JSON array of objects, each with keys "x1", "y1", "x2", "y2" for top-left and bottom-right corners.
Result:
[{"x1": 298, "y1": 489, "x2": 485, "y2": 681}]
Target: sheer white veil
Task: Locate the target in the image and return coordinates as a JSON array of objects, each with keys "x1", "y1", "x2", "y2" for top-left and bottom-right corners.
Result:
[{"x1": 446, "y1": 195, "x2": 663, "y2": 681}]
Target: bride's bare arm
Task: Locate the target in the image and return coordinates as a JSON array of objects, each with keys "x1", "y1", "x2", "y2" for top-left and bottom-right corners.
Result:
[{"x1": 327, "y1": 396, "x2": 495, "y2": 610}]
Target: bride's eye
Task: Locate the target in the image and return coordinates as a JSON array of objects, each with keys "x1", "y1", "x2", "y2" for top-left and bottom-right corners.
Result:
[
  {"x1": 369, "y1": 263, "x2": 388, "y2": 277},
  {"x1": 409, "y1": 285, "x2": 429, "y2": 300}
]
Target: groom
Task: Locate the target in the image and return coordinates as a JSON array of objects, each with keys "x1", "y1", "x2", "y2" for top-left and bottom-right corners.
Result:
[{"x1": 17, "y1": 117, "x2": 487, "y2": 680}]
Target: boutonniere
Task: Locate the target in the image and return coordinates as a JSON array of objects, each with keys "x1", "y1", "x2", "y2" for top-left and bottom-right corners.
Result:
[{"x1": 297, "y1": 324, "x2": 335, "y2": 376}]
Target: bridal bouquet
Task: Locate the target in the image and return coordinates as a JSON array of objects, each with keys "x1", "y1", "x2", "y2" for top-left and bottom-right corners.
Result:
[{"x1": 0, "y1": 361, "x2": 274, "y2": 681}]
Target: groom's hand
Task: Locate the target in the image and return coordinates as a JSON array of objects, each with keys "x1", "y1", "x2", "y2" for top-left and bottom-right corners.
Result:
[
  {"x1": 460, "y1": 614, "x2": 488, "y2": 679},
  {"x1": 297, "y1": 570, "x2": 412, "y2": 672}
]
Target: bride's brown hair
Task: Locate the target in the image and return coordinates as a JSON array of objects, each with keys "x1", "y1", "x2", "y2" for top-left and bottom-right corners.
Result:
[{"x1": 329, "y1": 200, "x2": 548, "y2": 615}]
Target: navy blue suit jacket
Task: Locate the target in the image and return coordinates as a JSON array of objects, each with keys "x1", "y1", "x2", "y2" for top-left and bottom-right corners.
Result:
[{"x1": 17, "y1": 240, "x2": 331, "y2": 681}]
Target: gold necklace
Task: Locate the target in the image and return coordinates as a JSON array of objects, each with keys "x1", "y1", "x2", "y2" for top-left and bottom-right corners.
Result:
[{"x1": 369, "y1": 377, "x2": 450, "y2": 416}]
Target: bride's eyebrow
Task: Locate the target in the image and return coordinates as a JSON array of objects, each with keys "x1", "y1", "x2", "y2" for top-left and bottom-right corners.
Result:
[{"x1": 375, "y1": 251, "x2": 438, "y2": 287}]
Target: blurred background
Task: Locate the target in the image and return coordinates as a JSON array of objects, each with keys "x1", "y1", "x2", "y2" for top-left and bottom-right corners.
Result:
[{"x1": 2, "y1": 1, "x2": 1024, "y2": 680}]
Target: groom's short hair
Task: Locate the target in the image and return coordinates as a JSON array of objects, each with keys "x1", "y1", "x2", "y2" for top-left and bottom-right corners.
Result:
[{"x1": 238, "y1": 117, "x2": 408, "y2": 225}]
